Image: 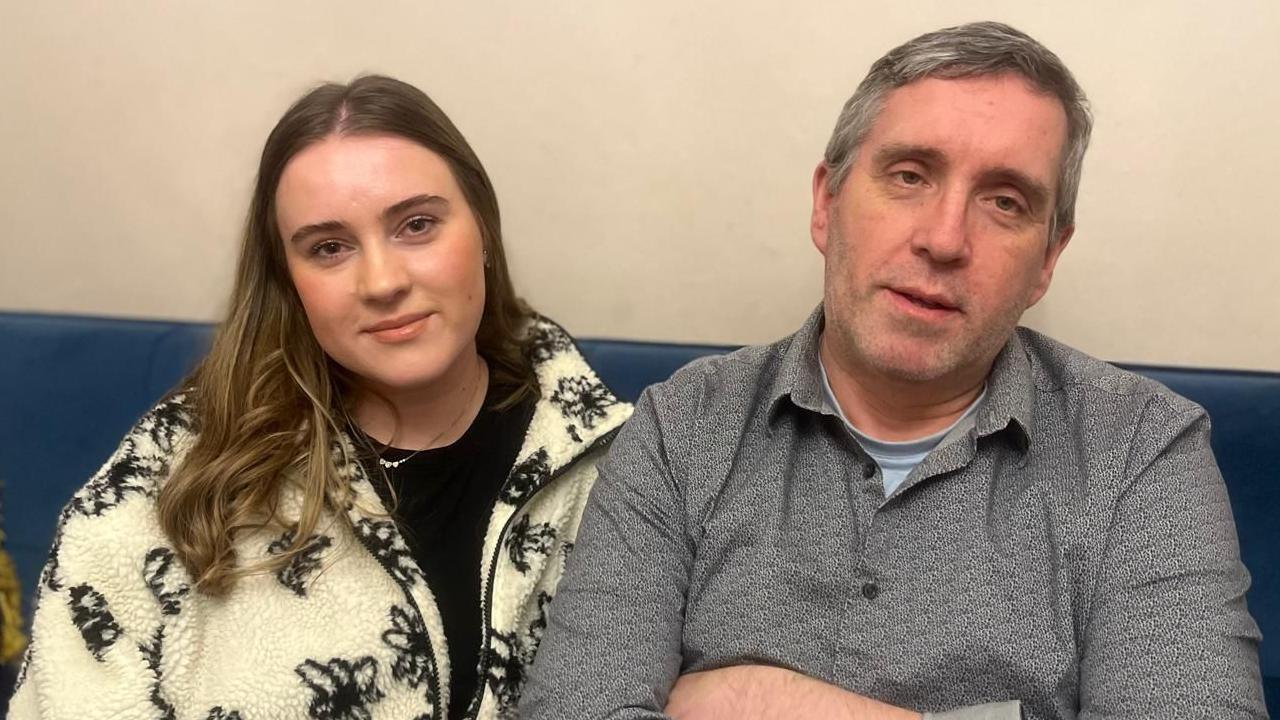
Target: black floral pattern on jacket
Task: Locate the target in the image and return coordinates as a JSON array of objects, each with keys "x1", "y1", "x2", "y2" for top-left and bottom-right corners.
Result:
[
  {"x1": 140, "y1": 625, "x2": 176, "y2": 720},
  {"x1": 295, "y1": 656, "x2": 386, "y2": 720},
  {"x1": 526, "y1": 322, "x2": 576, "y2": 364},
  {"x1": 550, "y1": 376, "x2": 617, "y2": 432},
  {"x1": 381, "y1": 604, "x2": 434, "y2": 689},
  {"x1": 505, "y1": 514, "x2": 557, "y2": 573},
  {"x1": 501, "y1": 448, "x2": 552, "y2": 506},
  {"x1": 67, "y1": 584, "x2": 122, "y2": 660},
  {"x1": 143, "y1": 547, "x2": 189, "y2": 616},
  {"x1": 267, "y1": 529, "x2": 334, "y2": 597},
  {"x1": 482, "y1": 592, "x2": 553, "y2": 714},
  {"x1": 354, "y1": 519, "x2": 421, "y2": 587}
]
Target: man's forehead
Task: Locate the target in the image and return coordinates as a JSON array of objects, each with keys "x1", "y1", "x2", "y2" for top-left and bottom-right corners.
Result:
[{"x1": 861, "y1": 73, "x2": 1069, "y2": 185}]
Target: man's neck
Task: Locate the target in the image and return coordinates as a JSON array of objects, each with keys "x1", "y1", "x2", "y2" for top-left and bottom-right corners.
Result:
[{"x1": 818, "y1": 337, "x2": 989, "y2": 442}]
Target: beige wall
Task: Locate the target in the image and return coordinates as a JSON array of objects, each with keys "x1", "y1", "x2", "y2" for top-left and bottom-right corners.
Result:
[{"x1": 2, "y1": 1, "x2": 1278, "y2": 370}]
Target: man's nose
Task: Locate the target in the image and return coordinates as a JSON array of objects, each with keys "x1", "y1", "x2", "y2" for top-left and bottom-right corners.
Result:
[
  {"x1": 910, "y1": 190, "x2": 971, "y2": 265},
  {"x1": 357, "y1": 241, "x2": 411, "y2": 303}
]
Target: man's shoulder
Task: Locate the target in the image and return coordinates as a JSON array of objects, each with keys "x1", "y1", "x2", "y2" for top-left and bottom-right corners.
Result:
[
  {"x1": 1015, "y1": 326, "x2": 1204, "y2": 418},
  {"x1": 644, "y1": 333, "x2": 794, "y2": 415}
]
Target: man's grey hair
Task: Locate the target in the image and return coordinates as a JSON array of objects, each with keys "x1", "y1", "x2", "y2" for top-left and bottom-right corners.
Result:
[{"x1": 823, "y1": 21, "x2": 1092, "y2": 240}]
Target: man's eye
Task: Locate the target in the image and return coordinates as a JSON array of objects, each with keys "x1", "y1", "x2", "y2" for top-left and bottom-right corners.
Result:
[
  {"x1": 993, "y1": 196, "x2": 1024, "y2": 214},
  {"x1": 403, "y1": 216, "x2": 437, "y2": 235},
  {"x1": 896, "y1": 170, "x2": 924, "y2": 185}
]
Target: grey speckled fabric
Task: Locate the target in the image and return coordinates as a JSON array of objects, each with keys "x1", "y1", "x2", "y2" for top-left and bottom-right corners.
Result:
[{"x1": 521, "y1": 307, "x2": 1265, "y2": 720}]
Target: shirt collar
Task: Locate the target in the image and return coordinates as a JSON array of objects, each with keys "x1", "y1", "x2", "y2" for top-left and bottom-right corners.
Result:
[
  {"x1": 973, "y1": 328, "x2": 1035, "y2": 448},
  {"x1": 767, "y1": 305, "x2": 830, "y2": 418},
  {"x1": 769, "y1": 305, "x2": 1035, "y2": 449}
]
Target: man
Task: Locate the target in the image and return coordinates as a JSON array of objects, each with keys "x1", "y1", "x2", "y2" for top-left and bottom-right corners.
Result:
[{"x1": 520, "y1": 21, "x2": 1264, "y2": 720}]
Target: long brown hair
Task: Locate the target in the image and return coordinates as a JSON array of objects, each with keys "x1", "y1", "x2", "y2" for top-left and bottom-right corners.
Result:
[{"x1": 158, "y1": 75, "x2": 534, "y2": 594}]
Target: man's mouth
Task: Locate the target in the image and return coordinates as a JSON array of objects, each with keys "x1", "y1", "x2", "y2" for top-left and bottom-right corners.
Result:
[{"x1": 887, "y1": 287, "x2": 961, "y2": 314}]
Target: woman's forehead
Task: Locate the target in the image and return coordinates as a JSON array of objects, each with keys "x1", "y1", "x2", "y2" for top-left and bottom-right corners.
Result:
[{"x1": 275, "y1": 134, "x2": 462, "y2": 229}]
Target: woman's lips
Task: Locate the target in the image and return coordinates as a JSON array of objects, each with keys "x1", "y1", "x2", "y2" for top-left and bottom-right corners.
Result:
[{"x1": 365, "y1": 313, "x2": 431, "y2": 342}]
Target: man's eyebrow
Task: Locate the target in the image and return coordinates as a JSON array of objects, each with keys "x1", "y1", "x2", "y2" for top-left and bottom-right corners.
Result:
[
  {"x1": 870, "y1": 143, "x2": 948, "y2": 168},
  {"x1": 381, "y1": 194, "x2": 448, "y2": 221}
]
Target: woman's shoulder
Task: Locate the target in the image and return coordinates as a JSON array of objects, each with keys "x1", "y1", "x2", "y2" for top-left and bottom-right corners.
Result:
[
  {"x1": 521, "y1": 313, "x2": 631, "y2": 420},
  {"x1": 62, "y1": 393, "x2": 196, "y2": 522},
  {"x1": 521, "y1": 312, "x2": 613, "y2": 388},
  {"x1": 31, "y1": 395, "x2": 194, "y2": 641},
  {"x1": 509, "y1": 314, "x2": 632, "y2": 489},
  {"x1": 520, "y1": 312, "x2": 580, "y2": 363}
]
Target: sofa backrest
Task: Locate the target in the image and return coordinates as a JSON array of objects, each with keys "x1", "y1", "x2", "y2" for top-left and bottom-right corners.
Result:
[{"x1": 3, "y1": 311, "x2": 1278, "y2": 704}]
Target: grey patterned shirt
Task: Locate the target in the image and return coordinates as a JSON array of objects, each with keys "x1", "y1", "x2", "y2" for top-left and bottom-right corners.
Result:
[{"x1": 521, "y1": 308, "x2": 1264, "y2": 720}]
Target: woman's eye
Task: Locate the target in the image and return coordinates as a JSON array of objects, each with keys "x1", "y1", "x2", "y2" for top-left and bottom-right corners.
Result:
[
  {"x1": 311, "y1": 240, "x2": 346, "y2": 257},
  {"x1": 403, "y1": 216, "x2": 437, "y2": 236}
]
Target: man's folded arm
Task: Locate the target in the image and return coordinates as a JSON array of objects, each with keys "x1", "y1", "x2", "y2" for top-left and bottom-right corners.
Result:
[
  {"x1": 667, "y1": 664, "x2": 1021, "y2": 720},
  {"x1": 1079, "y1": 400, "x2": 1266, "y2": 719},
  {"x1": 520, "y1": 387, "x2": 692, "y2": 720}
]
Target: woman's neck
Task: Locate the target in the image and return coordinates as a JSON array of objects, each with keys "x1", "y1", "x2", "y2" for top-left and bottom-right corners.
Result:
[{"x1": 354, "y1": 349, "x2": 490, "y2": 450}]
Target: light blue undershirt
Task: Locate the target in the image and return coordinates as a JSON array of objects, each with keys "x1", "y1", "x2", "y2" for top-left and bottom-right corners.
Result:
[{"x1": 818, "y1": 357, "x2": 987, "y2": 497}]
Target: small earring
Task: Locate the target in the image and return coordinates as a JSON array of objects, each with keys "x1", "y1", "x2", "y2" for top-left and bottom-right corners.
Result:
[{"x1": 483, "y1": 249, "x2": 490, "y2": 268}]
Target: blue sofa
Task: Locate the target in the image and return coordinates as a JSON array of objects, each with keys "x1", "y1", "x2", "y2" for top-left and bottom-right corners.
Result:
[{"x1": 2, "y1": 310, "x2": 1278, "y2": 709}]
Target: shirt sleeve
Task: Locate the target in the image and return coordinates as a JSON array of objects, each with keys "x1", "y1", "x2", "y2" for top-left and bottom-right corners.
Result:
[
  {"x1": 520, "y1": 388, "x2": 691, "y2": 720},
  {"x1": 1079, "y1": 398, "x2": 1266, "y2": 718}
]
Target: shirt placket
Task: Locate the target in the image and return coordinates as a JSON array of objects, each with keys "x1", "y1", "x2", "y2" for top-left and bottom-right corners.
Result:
[
  {"x1": 824, "y1": 417, "x2": 889, "y2": 679},
  {"x1": 832, "y1": 422, "x2": 982, "y2": 682}
]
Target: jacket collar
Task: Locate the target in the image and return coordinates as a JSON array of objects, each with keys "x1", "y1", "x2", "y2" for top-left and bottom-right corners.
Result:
[{"x1": 497, "y1": 314, "x2": 632, "y2": 508}]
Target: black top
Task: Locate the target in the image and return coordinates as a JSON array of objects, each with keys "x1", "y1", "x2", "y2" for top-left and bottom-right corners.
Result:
[{"x1": 363, "y1": 385, "x2": 535, "y2": 720}]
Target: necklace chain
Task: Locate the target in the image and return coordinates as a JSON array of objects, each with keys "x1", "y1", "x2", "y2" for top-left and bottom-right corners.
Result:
[
  {"x1": 377, "y1": 356, "x2": 486, "y2": 470},
  {"x1": 378, "y1": 452, "x2": 421, "y2": 470}
]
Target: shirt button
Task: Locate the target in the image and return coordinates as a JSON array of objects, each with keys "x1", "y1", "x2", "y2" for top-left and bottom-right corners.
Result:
[
  {"x1": 863, "y1": 463, "x2": 877, "y2": 479},
  {"x1": 862, "y1": 581, "x2": 880, "y2": 600}
]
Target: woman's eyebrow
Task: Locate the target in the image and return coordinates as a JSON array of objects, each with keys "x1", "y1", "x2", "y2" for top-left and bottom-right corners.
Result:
[
  {"x1": 288, "y1": 195, "x2": 451, "y2": 245},
  {"x1": 289, "y1": 219, "x2": 347, "y2": 246},
  {"x1": 381, "y1": 194, "x2": 449, "y2": 220}
]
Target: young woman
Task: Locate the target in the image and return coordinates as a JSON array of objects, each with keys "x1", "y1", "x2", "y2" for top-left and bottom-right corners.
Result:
[{"x1": 11, "y1": 76, "x2": 630, "y2": 720}]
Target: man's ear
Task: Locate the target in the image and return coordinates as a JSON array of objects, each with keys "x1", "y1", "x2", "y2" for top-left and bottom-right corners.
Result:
[
  {"x1": 1027, "y1": 224, "x2": 1074, "y2": 308},
  {"x1": 812, "y1": 162, "x2": 835, "y2": 256}
]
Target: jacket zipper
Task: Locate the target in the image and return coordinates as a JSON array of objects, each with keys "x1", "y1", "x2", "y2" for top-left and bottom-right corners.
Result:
[
  {"x1": 463, "y1": 427, "x2": 620, "y2": 719},
  {"x1": 345, "y1": 504, "x2": 446, "y2": 718}
]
